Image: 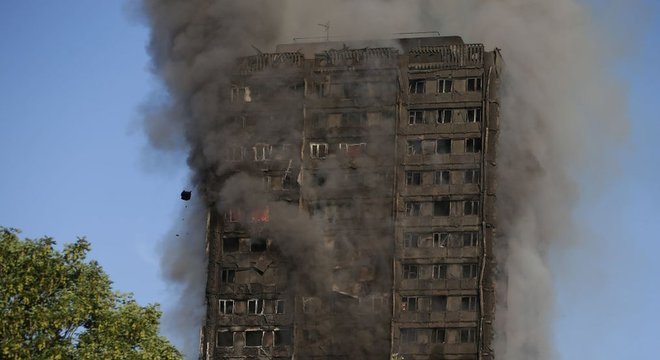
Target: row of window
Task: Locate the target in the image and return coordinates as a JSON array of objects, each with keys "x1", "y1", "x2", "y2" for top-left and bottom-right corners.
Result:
[
  {"x1": 218, "y1": 299, "x2": 286, "y2": 315},
  {"x1": 406, "y1": 169, "x2": 480, "y2": 186},
  {"x1": 401, "y1": 295, "x2": 478, "y2": 312},
  {"x1": 408, "y1": 77, "x2": 482, "y2": 95},
  {"x1": 216, "y1": 328, "x2": 292, "y2": 347},
  {"x1": 407, "y1": 138, "x2": 482, "y2": 155},
  {"x1": 409, "y1": 108, "x2": 481, "y2": 125},
  {"x1": 225, "y1": 143, "x2": 293, "y2": 162},
  {"x1": 400, "y1": 327, "x2": 477, "y2": 345},
  {"x1": 404, "y1": 231, "x2": 479, "y2": 248},
  {"x1": 222, "y1": 237, "x2": 268, "y2": 253},
  {"x1": 405, "y1": 199, "x2": 480, "y2": 217},
  {"x1": 309, "y1": 142, "x2": 367, "y2": 159},
  {"x1": 402, "y1": 263, "x2": 479, "y2": 280}
]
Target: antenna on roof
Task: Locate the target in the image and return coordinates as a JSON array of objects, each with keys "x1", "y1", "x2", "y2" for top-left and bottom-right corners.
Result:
[{"x1": 318, "y1": 21, "x2": 330, "y2": 41}]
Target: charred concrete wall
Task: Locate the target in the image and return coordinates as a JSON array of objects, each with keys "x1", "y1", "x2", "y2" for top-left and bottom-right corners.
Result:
[{"x1": 201, "y1": 36, "x2": 501, "y2": 360}]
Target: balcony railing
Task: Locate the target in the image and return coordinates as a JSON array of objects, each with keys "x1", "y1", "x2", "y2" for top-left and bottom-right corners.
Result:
[{"x1": 237, "y1": 52, "x2": 304, "y2": 74}]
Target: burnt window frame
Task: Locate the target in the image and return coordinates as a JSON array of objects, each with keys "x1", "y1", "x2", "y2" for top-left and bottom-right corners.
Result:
[
  {"x1": 431, "y1": 328, "x2": 446, "y2": 343},
  {"x1": 432, "y1": 264, "x2": 447, "y2": 279},
  {"x1": 434, "y1": 170, "x2": 450, "y2": 185},
  {"x1": 310, "y1": 142, "x2": 329, "y2": 159},
  {"x1": 467, "y1": 108, "x2": 482, "y2": 123},
  {"x1": 245, "y1": 330, "x2": 263, "y2": 347},
  {"x1": 405, "y1": 202, "x2": 422, "y2": 217},
  {"x1": 247, "y1": 298, "x2": 265, "y2": 315},
  {"x1": 437, "y1": 79, "x2": 453, "y2": 93},
  {"x1": 405, "y1": 171, "x2": 422, "y2": 186},
  {"x1": 464, "y1": 169, "x2": 481, "y2": 184},
  {"x1": 404, "y1": 232, "x2": 420, "y2": 248},
  {"x1": 275, "y1": 299, "x2": 286, "y2": 314},
  {"x1": 466, "y1": 77, "x2": 483, "y2": 92},
  {"x1": 465, "y1": 138, "x2": 482, "y2": 153},
  {"x1": 402, "y1": 264, "x2": 419, "y2": 279},
  {"x1": 218, "y1": 299, "x2": 234, "y2": 314},
  {"x1": 222, "y1": 237, "x2": 240, "y2": 253},
  {"x1": 432, "y1": 232, "x2": 449, "y2": 248},
  {"x1": 408, "y1": 110, "x2": 425, "y2": 125},
  {"x1": 401, "y1": 296, "x2": 419, "y2": 312},
  {"x1": 433, "y1": 200, "x2": 450, "y2": 216},
  {"x1": 216, "y1": 331, "x2": 234, "y2": 347},
  {"x1": 400, "y1": 328, "x2": 418, "y2": 344},
  {"x1": 436, "y1": 139, "x2": 452, "y2": 154},
  {"x1": 250, "y1": 237, "x2": 268, "y2": 252},
  {"x1": 460, "y1": 328, "x2": 477, "y2": 343},
  {"x1": 464, "y1": 199, "x2": 480, "y2": 216},
  {"x1": 221, "y1": 269, "x2": 236, "y2": 284},
  {"x1": 431, "y1": 295, "x2": 448, "y2": 312},
  {"x1": 407, "y1": 140, "x2": 422, "y2": 155},
  {"x1": 461, "y1": 296, "x2": 479, "y2": 311},
  {"x1": 462, "y1": 232, "x2": 479, "y2": 247},
  {"x1": 409, "y1": 79, "x2": 425, "y2": 94},
  {"x1": 437, "y1": 109, "x2": 452, "y2": 124},
  {"x1": 274, "y1": 328, "x2": 292, "y2": 346},
  {"x1": 462, "y1": 264, "x2": 479, "y2": 279}
]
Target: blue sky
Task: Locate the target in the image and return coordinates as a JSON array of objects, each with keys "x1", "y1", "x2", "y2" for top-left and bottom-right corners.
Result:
[{"x1": 1, "y1": 1, "x2": 659, "y2": 358}]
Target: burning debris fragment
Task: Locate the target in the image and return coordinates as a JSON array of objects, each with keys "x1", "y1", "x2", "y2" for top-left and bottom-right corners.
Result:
[{"x1": 180, "y1": 190, "x2": 192, "y2": 201}]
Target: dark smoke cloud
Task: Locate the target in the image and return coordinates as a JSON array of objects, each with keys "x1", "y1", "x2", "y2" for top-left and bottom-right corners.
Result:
[{"x1": 138, "y1": 0, "x2": 631, "y2": 358}]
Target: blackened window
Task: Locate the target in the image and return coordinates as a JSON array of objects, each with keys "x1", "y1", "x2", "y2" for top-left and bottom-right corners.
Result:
[
  {"x1": 437, "y1": 109, "x2": 452, "y2": 124},
  {"x1": 276, "y1": 300, "x2": 286, "y2": 314},
  {"x1": 465, "y1": 138, "x2": 482, "y2": 153},
  {"x1": 434, "y1": 170, "x2": 450, "y2": 185},
  {"x1": 274, "y1": 328, "x2": 292, "y2": 346},
  {"x1": 467, "y1": 108, "x2": 482, "y2": 122},
  {"x1": 460, "y1": 328, "x2": 477, "y2": 343},
  {"x1": 464, "y1": 200, "x2": 480, "y2": 215},
  {"x1": 216, "y1": 331, "x2": 234, "y2": 347},
  {"x1": 462, "y1": 264, "x2": 479, "y2": 279},
  {"x1": 223, "y1": 237, "x2": 240, "y2": 252},
  {"x1": 467, "y1": 77, "x2": 482, "y2": 91},
  {"x1": 404, "y1": 232, "x2": 420, "y2": 248},
  {"x1": 403, "y1": 264, "x2": 419, "y2": 279},
  {"x1": 464, "y1": 169, "x2": 480, "y2": 184},
  {"x1": 462, "y1": 296, "x2": 478, "y2": 311},
  {"x1": 250, "y1": 237, "x2": 268, "y2": 252},
  {"x1": 405, "y1": 202, "x2": 422, "y2": 217},
  {"x1": 432, "y1": 264, "x2": 447, "y2": 279},
  {"x1": 248, "y1": 299, "x2": 264, "y2": 314},
  {"x1": 245, "y1": 330, "x2": 263, "y2": 347},
  {"x1": 219, "y1": 299, "x2": 234, "y2": 314},
  {"x1": 400, "y1": 328, "x2": 418, "y2": 344},
  {"x1": 407, "y1": 140, "x2": 422, "y2": 155},
  {"x1": 432, "y1": 296, "x2": 447, "y2": 312},
  {"x1": 221, "y1": 269, "x2": 235, "y2": 284},
  {"x1": 438, "y1": 79, "x2": 453, "y2": 93},
  {"x1": 463, "y1": 232, "x2": 479, "y2": 247},
  {"x1": 431, "y1": 328, "x2": 446, "y2": 343},
  {"x1": 436, "y1": 139, "x2": 452, "y2": 154},
  {"x1": 433, "y1": 232, "x2": 449, "y2": 248},
  {"x1": 402, "y1": 296, "x2": 418, "y2": 312},
  {"x1": 408, "y1": 111, "x2": 424, "y2": 125},
  {"x1": 433, "y1": 200, "x2": 450, "y2": 216},
  {"x1": 409, "y1": 79, "x2": 425, "y2": 94},
  {"x1": 406, "y1": 171, "x2": 422, "y2": 186}
]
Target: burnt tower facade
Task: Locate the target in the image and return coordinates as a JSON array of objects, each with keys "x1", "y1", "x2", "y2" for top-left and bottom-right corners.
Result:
[{"x1": 201, "y1": 36, "x2": 501, "y2": 360}]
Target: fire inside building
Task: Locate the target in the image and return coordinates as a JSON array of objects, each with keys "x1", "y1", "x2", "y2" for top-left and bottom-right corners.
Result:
[{"x1": 200, "y1": 36, "x2": 502, "y2": 360}]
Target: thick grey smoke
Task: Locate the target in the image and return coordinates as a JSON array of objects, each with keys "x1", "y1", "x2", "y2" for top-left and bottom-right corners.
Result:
[{"x1": 139, "y1": 0, "x2": 627, "y2": 359}]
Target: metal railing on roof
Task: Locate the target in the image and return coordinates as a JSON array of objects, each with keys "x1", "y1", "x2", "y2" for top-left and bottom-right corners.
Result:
[
  {"x1": 409, "y1": 44, "x2": 484, "y2": 69},
  {"x1": 237, "y1": 52, "x2": 304, "y2": 74}
]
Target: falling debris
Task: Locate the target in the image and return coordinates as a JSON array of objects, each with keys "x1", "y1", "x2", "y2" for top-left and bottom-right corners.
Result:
[{"x1": 180, "y1": 190, "x2": 192, "y2": 201}]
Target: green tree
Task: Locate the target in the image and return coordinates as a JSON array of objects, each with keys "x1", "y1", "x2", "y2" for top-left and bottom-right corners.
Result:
[{"x1": 0, "y1": 227, "x2": 182, "y2": 360}]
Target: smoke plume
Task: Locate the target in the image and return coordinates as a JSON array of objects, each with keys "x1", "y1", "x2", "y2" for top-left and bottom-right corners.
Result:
[{"x1": 138, "y1": 0, "x2": 627, "y2": 359}]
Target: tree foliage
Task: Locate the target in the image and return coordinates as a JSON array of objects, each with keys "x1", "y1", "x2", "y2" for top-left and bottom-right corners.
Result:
[{"x1": 0, "y1": 227, "x2": 182, "y2": 360}]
